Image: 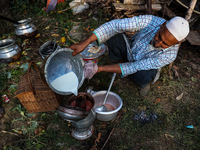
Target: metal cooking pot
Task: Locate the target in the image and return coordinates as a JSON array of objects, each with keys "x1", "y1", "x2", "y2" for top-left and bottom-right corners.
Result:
[
  {"x1": 43, "y1": 48, "x2": 85, "y2": 95},
  {"x1": 0, "y1": 39, "x2": 21, "y2": 63},
  {"x1": 92, "y1": 91, "x2": 123, "y2": 121},
  {"x1": 14, "y1": 18, "x2": 37, "y2": 38}
]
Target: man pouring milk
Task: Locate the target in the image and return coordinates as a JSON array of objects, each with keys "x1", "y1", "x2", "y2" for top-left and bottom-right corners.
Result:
[{"x1": 69, "y1": 15, "x2": 190, "y2": 96}]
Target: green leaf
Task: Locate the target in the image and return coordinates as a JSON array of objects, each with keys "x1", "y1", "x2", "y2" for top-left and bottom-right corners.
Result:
[
  {"x1": 7, "y1": 71, "x2": 12, "y2": 79},
  {"x1": 20, "y1": 111, "x2": 25, "y2": 117},
  {"x1": 31, "y1": 121, "x2": 38, "y2": 128},
  {"x1": 26, "y1": 113, "x2": 36, "y2": 117},
  {"x1": 191, "y1": 77, "x2": 197, "y2": 82},
  {"x1": 12, "y1": 129, "x2": 20, "y2": 133},
  {"x1": 25, "y1": 48, "x2": 31, "y2": 51},
  {"x1": 36, "y1": 62, "x2": 42, "y2": 65},
  {"x1": 20, "y1": 63, "x2": 29, "y2": 71}
]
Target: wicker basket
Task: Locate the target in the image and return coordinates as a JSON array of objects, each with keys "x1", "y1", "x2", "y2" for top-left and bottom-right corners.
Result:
[{"x1": 15, "y1": 62, "x2": 61, "y2": 113}]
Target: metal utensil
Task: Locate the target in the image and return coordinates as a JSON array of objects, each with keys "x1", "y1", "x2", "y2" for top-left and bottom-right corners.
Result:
[{"x1": 94, "y1": 73, "x2": 116, "y2": 112}]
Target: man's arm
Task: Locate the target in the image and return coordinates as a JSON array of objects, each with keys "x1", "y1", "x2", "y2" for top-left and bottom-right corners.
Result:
[
  {"x1": 119, "y1": 46, "x2": 178, "y2": 76},
  {"x1": 97, "y1": 64, "x2": 122, "y2": 73}
]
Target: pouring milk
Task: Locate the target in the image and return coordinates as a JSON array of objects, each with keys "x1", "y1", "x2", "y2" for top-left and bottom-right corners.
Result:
[{"x1": 51, "y1": 72, "x2": 79, "y2": 96}]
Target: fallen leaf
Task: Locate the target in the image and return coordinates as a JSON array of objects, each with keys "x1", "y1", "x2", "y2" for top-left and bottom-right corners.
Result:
[
  {"x1": 20, "y1": 63, "x2": 29, "y2": 71},
  {"x1": 191, "y1": 77, "x2": 197, "y2": 82},
  {"x1": 172, "y1": 68, "x2": 179, "y2": 78},
  {"x1": 165, "y1": 133, "x2": 174, "y2": 140},
  {"x1": 36, "y1": 62, "x2": 42, "y2": 65},
  {"x1": 96, "y1": 133, "x2": 101, "y2": 143},
  {"x1": 173, "y1": 65, "x2": 179, "y2": 70},
  {"x1": 176, "y1": 93, "x2": 184, "y2": 100},
  {"x1": 45, "y1": 26, "x2": 50, "y2": 30},
  {"x1": 22, "y1": 39, "x2": 29, "y2": 46},
  {"x1": 22, "y1": 51, "x2": 27, "y2": 55},
  {"x1": 52, "y1": 34, "x2": 59, "y2": 37},
  {"x1": 154, "y1": 98, "x2": 161, "y2": 104},
  {"x1": 35, "y1": 33, "x2": 40, "y2": 38},
  {"x1": 25, "y1": 48, "x2": 31, "y2": 51},
  {"x1": 138, "y1": 105, "x2": 146, "y2": 111},
  {"x1": 65, "y1": 29, "x2": 68, "y2": 32}
]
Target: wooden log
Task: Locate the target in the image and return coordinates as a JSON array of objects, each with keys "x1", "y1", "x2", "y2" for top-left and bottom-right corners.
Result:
[
  {"x1": 123, "y1": 0, "x2": 164, "y2": 5},
  {"x1": 185, "y1": 0, "x2": 197, "y2": 20},
  {"x1": 113, "y1": 3, "x2": 162, "y2": 11}
]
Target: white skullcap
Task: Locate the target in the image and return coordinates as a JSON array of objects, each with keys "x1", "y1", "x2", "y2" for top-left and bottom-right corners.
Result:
[{"x1": 166, "y1": 16, "x2": 190, "y2": 41}]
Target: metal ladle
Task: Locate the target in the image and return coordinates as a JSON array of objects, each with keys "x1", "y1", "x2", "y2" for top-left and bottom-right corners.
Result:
[{"x1": 94, "y1": 73, "x2": 116, "y2": 112}]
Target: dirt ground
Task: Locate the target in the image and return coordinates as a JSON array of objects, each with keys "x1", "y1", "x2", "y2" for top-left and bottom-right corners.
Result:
[{"x1": 0, "y1": 0, "x2": 200, "y2": 150}]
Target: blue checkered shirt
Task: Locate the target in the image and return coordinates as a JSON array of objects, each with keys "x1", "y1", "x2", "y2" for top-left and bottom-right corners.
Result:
[{"x1": 93, "y1": 15, "x2": 179, "y2": 77}]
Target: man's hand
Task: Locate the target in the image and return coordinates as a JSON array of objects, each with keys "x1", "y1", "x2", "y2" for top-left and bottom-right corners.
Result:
[
  {"x1": 69, "y1": 33, "x2": 98, "y2": 56},
  {"x1": 69, "y1": 42, "x2": 86, "y2": 56},
  {"x1": 84, "y1": 61, "x2": 98, "y2": 79}
]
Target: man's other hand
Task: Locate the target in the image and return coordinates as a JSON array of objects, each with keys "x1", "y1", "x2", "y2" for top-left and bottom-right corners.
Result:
[{"x1": 84, "y1": 61, "x2": 98, "y2": 79}]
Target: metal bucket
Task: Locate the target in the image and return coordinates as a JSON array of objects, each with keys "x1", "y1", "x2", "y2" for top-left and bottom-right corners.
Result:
[
  {"x1": 0, "y1": 39, "x2": 21, "y2": 63},
  {"x1": 39, "y1": 40, "x2": 60, "y2": 59},
  {"x1": 43, "y1": 48, "x2": 85, "y2": 95},
  {"x1": 92, "y1": 91, "x2": 123, "y2": 121}
]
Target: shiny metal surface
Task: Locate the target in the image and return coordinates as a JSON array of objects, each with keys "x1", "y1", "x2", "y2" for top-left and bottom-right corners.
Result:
[
  {"x1": 71, "y1": 110, "x2": 96, "y2": 140},
  {"x1": 57, "y1": 106, "x2": 86, "y2": 116},
  {"x1": 0, "y1": 39, "x2": 21, "y2": 59},
  {"x1": 94, "y1": 73, "x2": 116, "y2": 112},
  {"x1": 80, "y1": 41, "x2": 106, "y2": 60},
  {"x1": 56, "y1": 109, "x2": 85, "y2": 122},
  {"x1": 92, "y1": 91, "x2": 123, "y2": 121},
  {"x1": 15, "y1": 18, "x2": 37, "y2": 36},
  {"x1": 39, "y1": 40, "x2": 60, "y2": 59},
  {"x1": 71, "y1": 125, "x2": 94, "y2": 140},
  {"x1": 72, "y1": 109, "x2": 96, "y2": 129},
  {"x1": 44, "y1": 48, "x2": 85, "y2": 95}
]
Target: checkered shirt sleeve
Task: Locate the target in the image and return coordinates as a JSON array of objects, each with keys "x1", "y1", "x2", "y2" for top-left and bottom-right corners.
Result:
[{"x1": 119, "y1": 45, "x2": 179, "y2": 76}]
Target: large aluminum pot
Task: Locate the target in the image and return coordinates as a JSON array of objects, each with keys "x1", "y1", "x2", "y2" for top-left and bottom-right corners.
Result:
[
  {"x1": 92, "y1": 91, "x2": 123, "y2": 121},
  {"x1": 0, "y1": 39, "x2": 21, "y2": 63},
  {"x1": 43, "y1": 48, "x2": 85, "y2": 95},
  {"x1": 14, "y1": 18, "x2": 37, "y2": 38}
]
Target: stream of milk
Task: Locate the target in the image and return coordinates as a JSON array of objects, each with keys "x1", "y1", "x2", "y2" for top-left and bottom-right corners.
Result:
[{"x1": 51, "y1": 72, "x2": 79, "y2": 96}]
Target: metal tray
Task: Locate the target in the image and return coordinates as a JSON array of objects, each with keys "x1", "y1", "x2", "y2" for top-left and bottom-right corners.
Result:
[{"x1": 80, "y1": 42, "x2": 106, "y2": 60}]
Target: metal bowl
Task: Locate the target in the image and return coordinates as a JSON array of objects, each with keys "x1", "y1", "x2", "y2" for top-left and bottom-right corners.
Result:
[
  {"x1": 0, "y1": 39, "x2": 21, "y2": 63},
  {"x1": 56, "y1": 106, "x2": 87, "y2": 122},
  {"x1": 44, "y1": 48, "x2": 85, "y2": 95},
  {"x1": 92, "y1": 91, "x2": 123, "y2": 121}
]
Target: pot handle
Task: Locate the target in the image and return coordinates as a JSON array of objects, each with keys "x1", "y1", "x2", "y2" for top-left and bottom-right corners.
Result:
[{"x1": 27, "y1": 62, "x2": 39, "y2": 95}]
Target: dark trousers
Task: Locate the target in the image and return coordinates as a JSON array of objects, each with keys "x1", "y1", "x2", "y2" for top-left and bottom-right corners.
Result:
[{"x1": 106, "y1": 34, "x2": 157, "y2": 88}]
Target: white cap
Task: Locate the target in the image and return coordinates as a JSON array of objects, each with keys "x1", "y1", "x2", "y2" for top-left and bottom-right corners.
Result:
[{"x1": 166, "y1": 16, "x2": 190, "y2": 41}]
